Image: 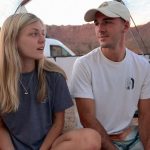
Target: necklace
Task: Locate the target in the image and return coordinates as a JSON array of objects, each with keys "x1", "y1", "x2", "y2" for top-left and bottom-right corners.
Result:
[{"x1": 19, "y1": 72, "x2": 34, "y2": 95}]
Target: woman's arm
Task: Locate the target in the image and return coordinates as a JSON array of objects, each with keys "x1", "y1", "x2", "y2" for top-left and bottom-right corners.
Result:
[
  {"x1": 0, "y1": 117, "x2": 15, "y2": 150},
  {"x1": 40, "y1": 112, "x2": 64, "y2": 150}
]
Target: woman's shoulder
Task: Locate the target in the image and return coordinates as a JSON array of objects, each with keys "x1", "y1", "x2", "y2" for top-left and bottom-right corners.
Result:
[
  {"x1": 45, "y1": 70, "x2": 62, "y2": 76},
  {"x1": 45, "y1": 70, "x2": 65, "y2": 81},
  {"x1": 43, "y1": 58, "x2": 66, "y2": 78}
]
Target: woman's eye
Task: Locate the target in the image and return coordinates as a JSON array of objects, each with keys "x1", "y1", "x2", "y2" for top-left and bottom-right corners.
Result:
[
  {"x1": 29, "y1": 32, "x2": 39, "y2": 37},
  {"x1": 32, "y1": 32, "x2": 38, "y2": 36}
]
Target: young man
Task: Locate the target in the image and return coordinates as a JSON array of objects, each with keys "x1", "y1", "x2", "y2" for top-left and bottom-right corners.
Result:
[{"x1": 70, "y1": 1, "x2": 150, "y2": 150}]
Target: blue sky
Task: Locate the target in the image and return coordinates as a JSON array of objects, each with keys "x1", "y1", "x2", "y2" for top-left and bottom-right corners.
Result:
[{"x1": 0, "y1": 0, "x2": 150, "y2": 27}]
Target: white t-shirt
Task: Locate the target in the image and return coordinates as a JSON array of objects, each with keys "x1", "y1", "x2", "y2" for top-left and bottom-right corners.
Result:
[{"x1": 70, "y1": 47, "x2": 150, "y2": 134}]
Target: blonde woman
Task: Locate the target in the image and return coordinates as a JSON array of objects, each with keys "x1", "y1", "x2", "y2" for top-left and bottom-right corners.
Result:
[{"x1": 0, "y1": 13, "x2": 101, "y2": 150}]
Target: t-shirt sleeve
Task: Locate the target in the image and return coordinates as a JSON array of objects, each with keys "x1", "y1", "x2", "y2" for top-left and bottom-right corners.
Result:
[
  {"x1": 53, "y1": 73, "x2": 73, "y2": 112},
  {"x1": 70, "y1": 58, "x2": 94, "y2": 99}
]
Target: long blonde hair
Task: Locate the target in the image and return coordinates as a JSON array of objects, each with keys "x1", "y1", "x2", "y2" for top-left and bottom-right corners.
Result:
[{"x1": 0, "y1": 13, "x2": 66, "y2": 114}]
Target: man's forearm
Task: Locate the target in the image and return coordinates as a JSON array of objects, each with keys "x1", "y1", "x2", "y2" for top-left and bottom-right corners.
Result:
[
  {"x1": 138, "y1": 100, "x2": 150, "y2": 150},
  {"x1": 139, "y1": 117, "x2": 150, "y2": 150},
  {"x1": 81, "y1": 119, "x2": 117, "y2": 150}
]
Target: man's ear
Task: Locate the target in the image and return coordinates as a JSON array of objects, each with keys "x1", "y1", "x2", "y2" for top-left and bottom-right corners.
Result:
[{"x1": 124, "y1": 21, "x2": 130, "y2": 32}]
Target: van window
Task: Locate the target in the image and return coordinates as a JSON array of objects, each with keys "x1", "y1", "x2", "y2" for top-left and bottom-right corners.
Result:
[{"x1": 50, "y1": 45, "x2": 71, "y2": 57}]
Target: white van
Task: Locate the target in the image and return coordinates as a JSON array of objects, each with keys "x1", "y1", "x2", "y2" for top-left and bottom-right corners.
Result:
[{"x1": 44, "y1": 38, "x2": 75, "y2": 57}]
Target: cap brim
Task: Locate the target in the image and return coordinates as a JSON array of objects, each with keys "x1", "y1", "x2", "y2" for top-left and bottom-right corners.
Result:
[{"x1": 84, "y1": 8, "x2": 120, "y2": 22}]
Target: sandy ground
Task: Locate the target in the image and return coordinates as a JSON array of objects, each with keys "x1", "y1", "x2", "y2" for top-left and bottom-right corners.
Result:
[{"x1": 63, "y1": 106, "x2": 77, "y2": 132}]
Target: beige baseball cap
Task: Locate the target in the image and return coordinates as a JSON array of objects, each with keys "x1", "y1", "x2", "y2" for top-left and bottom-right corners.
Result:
[{"x1": 84, "y1": 1, "x2": 130, "y2": 22}]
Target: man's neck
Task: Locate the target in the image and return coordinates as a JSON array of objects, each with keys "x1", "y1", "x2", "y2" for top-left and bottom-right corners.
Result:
[{"x1": 101, "y1": 47, "x2": 126, "y2": 62}]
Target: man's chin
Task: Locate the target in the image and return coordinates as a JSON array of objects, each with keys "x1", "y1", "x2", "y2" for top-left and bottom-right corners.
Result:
[{"x1": 100, "y1": 44, "x2": 109, "y2": 48}]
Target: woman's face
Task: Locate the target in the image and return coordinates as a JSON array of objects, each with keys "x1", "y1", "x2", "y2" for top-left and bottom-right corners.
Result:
[{"x1": 17, "y1": 21, "x2": 46, "y2": 62}]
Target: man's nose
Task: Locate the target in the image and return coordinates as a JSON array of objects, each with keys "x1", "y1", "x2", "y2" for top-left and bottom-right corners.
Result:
[{"x1": 97, "y1": 23, "x2": 106, "y2": 31}]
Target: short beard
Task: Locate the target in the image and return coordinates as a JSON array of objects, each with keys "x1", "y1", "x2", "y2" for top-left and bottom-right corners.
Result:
[{"x1": 100, "y1": 43, "x2": 111, "y2": 48}]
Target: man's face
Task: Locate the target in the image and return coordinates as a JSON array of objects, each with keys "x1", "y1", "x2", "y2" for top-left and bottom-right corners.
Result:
[{"x1": 94, "y1": 12, "x2": 129, "y2": 49}]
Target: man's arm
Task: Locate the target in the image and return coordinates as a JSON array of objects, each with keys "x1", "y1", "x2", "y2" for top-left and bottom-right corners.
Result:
[
  {"x1": 76, "y1": 98, "x2": 117, "y2": 150},
  {"x1": 40, "y1": 112, "x2": 64, "y2": 150},
  {"x1": 138, "y1": 99, "x2": 150, "y2": 150},
  {"x1": 0, "y1": 118, "x2": 15, "y2": 150}
]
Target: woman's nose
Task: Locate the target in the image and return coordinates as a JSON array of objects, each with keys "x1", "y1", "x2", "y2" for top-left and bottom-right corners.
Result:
[{"x1": 39, "y1": 35, "x2": 45, "y2": 43}]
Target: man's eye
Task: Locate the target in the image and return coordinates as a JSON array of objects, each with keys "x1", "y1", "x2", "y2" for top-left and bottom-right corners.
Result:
[
  {"x1": 94, "y1": 21, "x2": 99, "y2": 26},
  {"x1": 104, "y1": 20, "x2": 112, "y2": 24}
]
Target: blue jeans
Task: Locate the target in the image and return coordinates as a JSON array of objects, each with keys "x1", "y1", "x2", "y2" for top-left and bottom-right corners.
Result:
[{"x1": 112, "y1": 126, "x2": 144, "y2": 150}]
